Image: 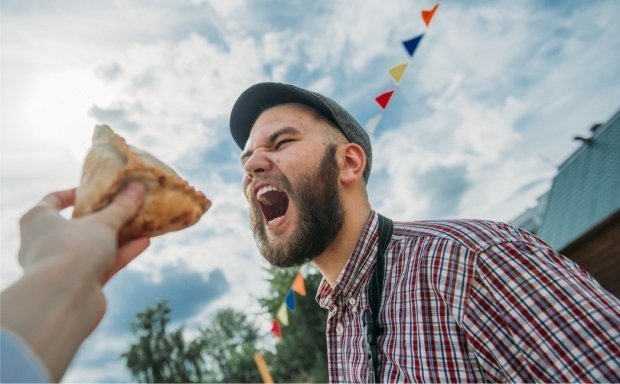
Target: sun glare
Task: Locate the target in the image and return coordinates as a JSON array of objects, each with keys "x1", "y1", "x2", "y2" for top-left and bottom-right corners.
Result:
[{"x1": 24, "y1": 70, "x2": 114, "y2": 161}]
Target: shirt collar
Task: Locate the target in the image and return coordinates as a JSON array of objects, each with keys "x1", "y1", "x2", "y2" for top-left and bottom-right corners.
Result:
[{"x1": 316, "y1": 210, "x2": 380, "y2": 308}]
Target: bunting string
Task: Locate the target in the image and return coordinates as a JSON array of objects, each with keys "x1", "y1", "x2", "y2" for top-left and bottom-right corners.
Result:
[
  {"x1": 365, "y1": 2, "x2": 440, "y2": 135},
  {"x1": 269, "y1": 270, "x2": 306, "y2": 340},
  {"x1": 257, "y1": 5, "x2": 441, "y2": 380}
]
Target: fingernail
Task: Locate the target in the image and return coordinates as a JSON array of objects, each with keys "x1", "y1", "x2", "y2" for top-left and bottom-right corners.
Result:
[{"x1": 124, "y1": 182, "x2": 145, "y2": 199}]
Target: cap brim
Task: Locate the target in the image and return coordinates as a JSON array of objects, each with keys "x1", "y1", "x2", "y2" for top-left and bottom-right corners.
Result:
[{"x1": 229, "y1": 82, "x2": 336, "y2": 150}]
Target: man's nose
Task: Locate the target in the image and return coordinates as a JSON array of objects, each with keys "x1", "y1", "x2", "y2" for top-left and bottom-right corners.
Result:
[{"x1": 243, "y1": 149, "x2": 271, "y2": 179}]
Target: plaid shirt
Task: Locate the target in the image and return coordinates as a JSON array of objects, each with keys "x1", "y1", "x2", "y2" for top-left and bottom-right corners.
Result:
[{"x1": 316, "y1": 211, "x2": 620, "y2": 383}]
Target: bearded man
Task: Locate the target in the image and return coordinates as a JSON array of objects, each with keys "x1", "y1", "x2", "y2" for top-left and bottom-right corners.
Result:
[{"x1": 230, "y1": 82, "x2": 620, "y2": 383}]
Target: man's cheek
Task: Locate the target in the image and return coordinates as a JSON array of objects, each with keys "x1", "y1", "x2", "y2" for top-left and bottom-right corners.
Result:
[{"x1": 249, "y1": 203, "x2": 262, "y2": 225}]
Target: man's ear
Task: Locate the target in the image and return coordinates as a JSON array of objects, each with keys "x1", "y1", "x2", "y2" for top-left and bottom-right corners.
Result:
[{"x1": 339, "y1": 143, "x2": 366, "y2": 185}]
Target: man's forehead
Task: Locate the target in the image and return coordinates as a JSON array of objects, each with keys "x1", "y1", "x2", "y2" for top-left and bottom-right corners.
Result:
[
  {"x1": 247, "y1": 103, "x2": 321, "y2": 140},
  {"x1": 255, "y1": 102, "x2": 319, "y2": 124}
]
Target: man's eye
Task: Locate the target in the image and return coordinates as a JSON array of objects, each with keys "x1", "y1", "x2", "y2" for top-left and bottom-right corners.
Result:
[{"x1": 274, "y1": 140, "x2": 292, "y2": 150}]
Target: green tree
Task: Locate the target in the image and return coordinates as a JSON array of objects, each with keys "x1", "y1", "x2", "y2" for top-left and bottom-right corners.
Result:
[
  {"x1": 121, "y1": 300, "x2": 205, "y2": 383},
  {"x1": 200, "y1": 309, "x2": 263, "y2": 383},
  {"x1": 122, "y1": 301, "x2": 263, "y2": 383},
  {"x1": 121, "y1": 267, "x2": 329, "y2": 383},
  {"x1": 259, "y1": 267, "x2": 328, "y2": 383}
]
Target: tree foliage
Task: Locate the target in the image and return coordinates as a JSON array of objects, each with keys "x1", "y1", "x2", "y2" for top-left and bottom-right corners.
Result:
[
  {"x1": 199, "y1": 309, "x2": 262, "y2": 383},
  {"x1": 259, "y1": 267, "x2": 328, "y2": 383},
  {"x1": 121, "y1": 267, "x2": 328, "y2": 382},
  {"x1": 121, "y1": 300, "x2": 205, "y2": 383}
]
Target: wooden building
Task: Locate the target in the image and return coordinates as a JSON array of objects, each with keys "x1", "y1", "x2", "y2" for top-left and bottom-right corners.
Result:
[{"x1": 513, "y1": 110, "x2": 620, "y2": 298}]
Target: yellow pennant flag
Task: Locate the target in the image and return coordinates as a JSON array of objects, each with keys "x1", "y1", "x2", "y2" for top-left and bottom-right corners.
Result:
[
  {"x1": 276, "y1": 303, "x2": 289, "y2": 326},
  {"x1": 388, "y1": 62, "x2": 409, "y2": 84},
  {"x1": 254, "y1": 352, "x2": 274, "y2": 384},
  {"x1": 291, "y1": 272, "x2": 307, "y2": 296}
]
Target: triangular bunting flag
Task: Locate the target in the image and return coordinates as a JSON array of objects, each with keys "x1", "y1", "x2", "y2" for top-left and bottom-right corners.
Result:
[
  {"x1": 271, "y1": 319, "x2": 282, "y2": 340},
  {"x1": 285, "y1": 290, "x2": 296, "y2": 311},
  {"x1": 276, "y1": 303, "x2": 289, "y2": 326},
  {"x1": 422, "y1": 4, "x2": 439, "y2": 27},
  {"x1": 402, "y1": 34, "x2": 424, "y2": 57},
  {"x1": 388, "y1": 62, "x2": 409, "y2": 84},
  {"x1": 365, "y1": 114, "x2": 383, "y2": 135},
  {"x1": 375, "y1": 90, "x2": 395, "y2": 110},
  {"x1": 292, "y1": 272, "x2": 306, "y2": 296}
]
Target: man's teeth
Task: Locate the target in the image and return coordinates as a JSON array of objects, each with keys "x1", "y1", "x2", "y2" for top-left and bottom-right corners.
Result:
[
  {"x1": 255, "y1": 185, "x2": 287, "y2": 225},
  {"x1": 256, "y1": 185, "x2": 281, "y2": 201},
  {"x1": 267, "y1": 216, "x2": 284, "y2": 225}
]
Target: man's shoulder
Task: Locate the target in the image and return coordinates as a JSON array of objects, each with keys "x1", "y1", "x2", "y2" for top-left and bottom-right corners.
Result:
[{"x1": 392, "y1": 218, "x2": 546, "y2": 254}]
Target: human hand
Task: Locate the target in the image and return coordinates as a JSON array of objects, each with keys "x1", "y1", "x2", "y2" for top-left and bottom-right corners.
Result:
[
  {"x1": 18, "y1": 182, "x2": 150, "y2": 285},
  {"x1": 1, "y1": 182, "x2": 150, "y2": 382}
]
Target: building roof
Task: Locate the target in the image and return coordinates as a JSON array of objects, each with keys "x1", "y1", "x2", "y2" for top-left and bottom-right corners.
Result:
[
  {"x1": 537, "y1": 109, "x2": 620, "y2": 250},
  {"x1": 512, "y1": 191, "x2": 549, "y2": 234}
]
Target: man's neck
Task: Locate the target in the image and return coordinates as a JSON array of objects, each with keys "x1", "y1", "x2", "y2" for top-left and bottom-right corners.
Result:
[{"x1": 312, "y1": 205, "x2": 372, "y2": 287}]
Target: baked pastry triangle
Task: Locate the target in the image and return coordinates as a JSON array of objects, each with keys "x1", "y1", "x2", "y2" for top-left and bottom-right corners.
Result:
[{"x1": 73, "y1": 125, "x2": 211, "y2": 241}]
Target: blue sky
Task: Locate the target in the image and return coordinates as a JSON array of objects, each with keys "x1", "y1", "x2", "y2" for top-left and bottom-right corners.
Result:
[{"x1": 1, "y1": 0, "x2": 619, "y2": 381}]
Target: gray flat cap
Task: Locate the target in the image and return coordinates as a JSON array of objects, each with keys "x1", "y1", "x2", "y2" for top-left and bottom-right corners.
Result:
[{"x1": 229, "y1": 82, "x2": 372, "y2": 182}]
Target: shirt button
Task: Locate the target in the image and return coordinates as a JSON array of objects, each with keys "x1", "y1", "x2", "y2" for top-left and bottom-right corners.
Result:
[
  {"x1": 336, "y1": 323, "x2": 344, "y2": 335},
  {"x1": 329, "y1": 305, "x2": 337, "y2": 316},
  {"x1": 348, "y1": 297, "x2": 357, "y2": 305}
]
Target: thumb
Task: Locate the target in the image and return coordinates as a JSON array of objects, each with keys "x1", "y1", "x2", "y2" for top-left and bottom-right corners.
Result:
[{"x1": 97, "y1": 182, "x2": 146, "y2": 230}]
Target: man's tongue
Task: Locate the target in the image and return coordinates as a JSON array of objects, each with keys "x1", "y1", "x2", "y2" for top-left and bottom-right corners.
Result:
[{"x1": 260, "y1": 190, "x2": 289, "y2": 224}]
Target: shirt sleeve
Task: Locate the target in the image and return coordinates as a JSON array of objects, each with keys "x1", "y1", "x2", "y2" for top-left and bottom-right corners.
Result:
[
  {"x1": 1, "y1": 328, "x2": 52, "y2": 383},
  {"x1": 463, "y1": 240, "x2": 620, "y2": 383}
]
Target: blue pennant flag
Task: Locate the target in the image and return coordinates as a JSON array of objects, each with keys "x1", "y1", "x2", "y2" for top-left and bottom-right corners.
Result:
[
  {"x1": 285, "y1": 290, "x2": 296, "y2": 311},
  {"x1": 402, "y1": 34, "x2": 424, "y2": 57}
]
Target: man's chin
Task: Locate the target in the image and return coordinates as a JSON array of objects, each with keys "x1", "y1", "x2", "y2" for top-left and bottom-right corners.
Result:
[
  {"x1": 257, "y1": 234, "x2": 307, "y2": 268},
  {"x1": 264, "y1": 254, "x2": 307, "y2": 269}
]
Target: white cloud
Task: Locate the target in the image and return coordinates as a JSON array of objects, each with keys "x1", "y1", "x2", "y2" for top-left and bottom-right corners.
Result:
[
  {"x1": 199, "y1": 0, "x2": 245, "y2": 18},
  {"x1": 299, "y1": 0, "x2": 425, "y2": 73},
  {"x1": 1, "y1": 0, "x2": 619, "y2": 381},
  {"x1": 65, "y1": 345, "x2": 132, "y2": 383},
  {"x1": 370, "y1": 0, "x2": 619, "y2": 223}
]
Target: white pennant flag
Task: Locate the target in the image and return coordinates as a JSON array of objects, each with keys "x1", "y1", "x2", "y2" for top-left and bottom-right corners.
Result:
[{"x1": 365, "y1": 114, "x2": 383, "y2": 135}]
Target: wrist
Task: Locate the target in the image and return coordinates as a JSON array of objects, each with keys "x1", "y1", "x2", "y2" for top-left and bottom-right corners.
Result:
[{"x1": 1, "y1": 259, "x2": 106, "y2": 381}]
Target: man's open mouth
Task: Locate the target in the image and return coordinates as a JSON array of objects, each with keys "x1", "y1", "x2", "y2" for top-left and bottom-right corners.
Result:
[{"x1": 256, "y1": 185, "x2": 290, "y2": 225}]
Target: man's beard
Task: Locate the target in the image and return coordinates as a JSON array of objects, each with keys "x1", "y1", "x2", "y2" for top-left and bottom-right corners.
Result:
[{"x1": 249, "y1": 144, "x2": 344, "y2": 267}]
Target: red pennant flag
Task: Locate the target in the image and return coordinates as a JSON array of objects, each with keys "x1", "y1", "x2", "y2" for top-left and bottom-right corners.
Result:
[
  {"x1": 375, "y1": 90, "x2": 395, "y2": 110},
  {"x1": 271, "y1": 319, "x2": 282, "y2": 340},
  {"x1": 422, "y1": 4, "x2": 439, "y2": 27},
  {"x1": 291, "y1": 272, "x2": 306, "y2": 296}
]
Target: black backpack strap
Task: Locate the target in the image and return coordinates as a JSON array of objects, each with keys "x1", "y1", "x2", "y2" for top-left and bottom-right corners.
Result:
[{"x1": 363, "y1": 213, "x2": 393, "y2": 383}]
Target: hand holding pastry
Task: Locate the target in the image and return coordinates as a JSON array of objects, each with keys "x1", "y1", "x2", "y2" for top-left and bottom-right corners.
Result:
[
  {"x1": 1, "y1": 125, "x2": 211, "y2": 383},
  {"x1": 73, "y1": 125, "x2": 211, "y2": 240},
  {"x1": 1, "y1": 183, "x2": 148, "y2": 382}
]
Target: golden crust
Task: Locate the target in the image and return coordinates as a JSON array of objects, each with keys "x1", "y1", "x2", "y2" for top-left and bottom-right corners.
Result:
[{"x1": 73, "y1": 125, "x2": 211, "y2": 241}]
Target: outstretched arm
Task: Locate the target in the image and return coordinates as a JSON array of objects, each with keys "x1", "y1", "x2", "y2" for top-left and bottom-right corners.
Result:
[{"x1": 1, "y1": 182, "x2": 149, "y2": 382}]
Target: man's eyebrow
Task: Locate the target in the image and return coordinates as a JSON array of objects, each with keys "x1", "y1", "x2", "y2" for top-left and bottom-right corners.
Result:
[{"x1": 240, "y1": 126, "x2": 300, "y2": 163}]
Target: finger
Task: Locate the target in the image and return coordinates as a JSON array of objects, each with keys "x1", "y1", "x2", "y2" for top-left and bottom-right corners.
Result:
[
  {"x1": 101, "y1": 237, "x2": 150, "y2": 284},
  {"x1": 116, "y1": 237, "x2": 150, "y2": 272},
  {"x1": 97, "y1": 182, "x2": 146, "y2": 231},
  {"x1": 38, "y1": 188, "x2": 76, "y2": 211},
  {"x1": 20, "y1": 188, "x2": 76, "y2": 233}
]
